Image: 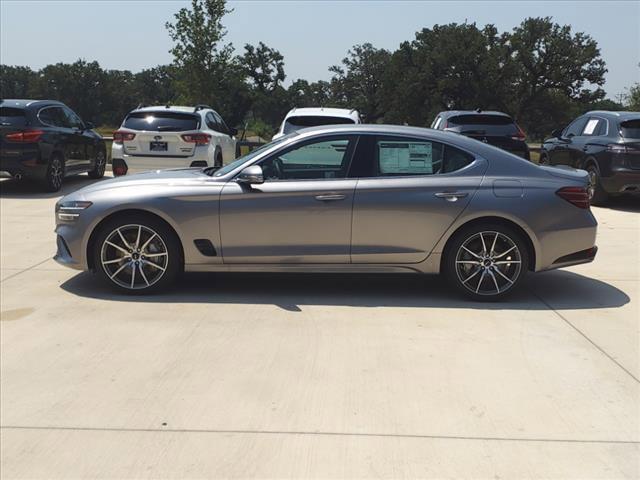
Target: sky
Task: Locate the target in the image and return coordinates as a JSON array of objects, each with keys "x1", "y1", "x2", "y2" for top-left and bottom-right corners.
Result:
[{"x1": 1, "y1": 0, "x2": 638, "y2": 99}]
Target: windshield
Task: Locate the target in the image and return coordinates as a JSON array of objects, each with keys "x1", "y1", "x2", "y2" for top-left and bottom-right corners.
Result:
[
  {"x1": 123, "y1": 111, "x2": 200, "y2": 132},
  {"x1": 448, "y1": 114, "x2": 519, "y2": 136},
  {"x1": 211, "y1": 133, "x2": 298, "y2": 177},
  {"x1": 283, "y1": 116, "x2": 355, "y2": 134}
]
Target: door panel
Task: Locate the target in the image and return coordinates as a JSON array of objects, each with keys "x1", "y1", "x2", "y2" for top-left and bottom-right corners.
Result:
[
  {"x1": 220, "y1": 179, "x2": 356, "y2": 263},
  {"x1": 351, "y1": 168, "x2": 485, "y2": 263}
]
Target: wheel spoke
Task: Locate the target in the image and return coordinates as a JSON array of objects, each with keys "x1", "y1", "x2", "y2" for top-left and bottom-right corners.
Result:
[
  {"x1": 105, "y1": 241, "x2": 129, "y2": 255},
  {"x1": 479, "y1": 232, "x2": 487, "y2": 254},
  {"x1": 475, "y1": 270, "x2": 487, "y2": 293},
  {"x1": 461, "y1": 246, "x2": 482, "y2": 259},
  {"x1": 135, "y1": 226, "x2": 142, "y2": 250},
  {"x1": 461, "y1": 267, "x2": 481, "y2": 284},
  {"x1": 140, "y1": 233, "x2": 157, "y2": 252},
  {"x1": 494, "y1": 267, "x2": 515, "y2": 285},
  {"x1": 109, "y1": 262, "x2": 128, "y2": 280},
  {"x1": 142, "y1": 259, "x2": 166, "y2": 272},
  {"x1": 490, "y1": 232, "x2": 498, "y2": 255},
  {"x1": 494, "y1": 260, "x2": 521, "y2": 265},
  {"x1": 456, "y1": 260, "x2": 481, "y2": 265},
  {"x1": 130, "y1": 263, "x2": 136, "y2": 288},
  {"x1": 139, "y1": 265, "x2": 150, "y2": 286},
  {"x1": 103, "y1": 258, "x2": 126, "y2": 265},
  {"x1": 493, "y1": 245, "x2": 516, "y2": 259},
  {"x1": 144, "y1": 252, "x2": 168, "y2": 258},
  {"x1": 116, "y1": 228, "x2": 132, "y2": 250},
  {"x1": 488, "y1": 269, "x2": 500, "y2": 293}
]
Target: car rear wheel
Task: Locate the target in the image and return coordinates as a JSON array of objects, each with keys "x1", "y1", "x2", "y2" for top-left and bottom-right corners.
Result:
[
  {"x1": 538, "y1": 152, "x2": 549, "y2": 165},
  {"x1": 444, "y1": 224, "x2": 529, "y2": 301},
  {"x1": 214, "y1": 151, "x2": 223, "y2": 168},
  {"x1": 586, "y1": 163, "x2": 608, "y2": 205},
  {"x1": 43, "y1": 155, "x2": 64, "y2": 192},
  {"x1": 92, "y1": 214, "x2": 182, "y2": 294},
  {"x1": 88, "y1": 149, "x2": 106, "y2": 179}
]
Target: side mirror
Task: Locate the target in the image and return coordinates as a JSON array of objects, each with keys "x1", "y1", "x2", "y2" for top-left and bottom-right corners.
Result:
[
  {"x1": 84, "y1": 121, "x2": 95, "y2": 130},
  {"x1": 229, "y1": 127, "x2": 238, "y2": 137},
  {"x1": 551, "y1": 129, "x2": 562, "y2": 138},
  {"x1": 236, "y1": 165, "x2": 263, "y2": 185}
]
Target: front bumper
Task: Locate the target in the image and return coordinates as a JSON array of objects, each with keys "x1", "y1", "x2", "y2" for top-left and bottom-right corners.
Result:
[{"x1": 53, "y1": 234, "x2": 83, "y2": 270}]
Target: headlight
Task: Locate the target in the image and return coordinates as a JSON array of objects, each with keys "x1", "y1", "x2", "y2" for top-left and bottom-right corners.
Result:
[{"x1": 56, "y1": 201, "x2": 92, "y2": 221}]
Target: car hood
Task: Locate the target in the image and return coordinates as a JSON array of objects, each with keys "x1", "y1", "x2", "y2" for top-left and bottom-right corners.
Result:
[{"x1": 76, "y1": 168, "x2": 220, "y2": 194}]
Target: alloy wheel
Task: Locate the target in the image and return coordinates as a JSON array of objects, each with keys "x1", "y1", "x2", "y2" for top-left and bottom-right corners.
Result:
[
  {"x1": 587, "y1": 168, "x2": 597, "y2": 200},
  {"x1": 455, "y1": 231, "x2": 522, "y2": 296},
  {"x1": 96, "y1": 151, "x2": 106, "y2": 174},
  {"x1": 100, "y1": 224, "x2": 169, "y2": 290},
  {"x1": 50, "y1": 158, "x2": 63, "y2": 189}
]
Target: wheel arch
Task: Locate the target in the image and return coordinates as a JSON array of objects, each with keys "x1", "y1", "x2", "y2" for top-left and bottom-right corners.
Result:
[
  {"x1": 439, "y1": 216, "x2": 537, "y2": 272},
  {"x1": 86, "y1": 208, "x2": 185, "y2": 271}
]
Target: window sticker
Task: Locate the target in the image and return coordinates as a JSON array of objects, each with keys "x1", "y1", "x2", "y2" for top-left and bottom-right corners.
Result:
[
  {"x1": 378, "y1": 141, "x2": 435, "y2": 174},
  {"x1": 583, "y1": 119, "x2": 599, "y2": 135}
]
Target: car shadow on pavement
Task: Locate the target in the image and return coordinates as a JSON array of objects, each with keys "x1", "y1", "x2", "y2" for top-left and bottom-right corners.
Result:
[
  {"x1": 601, "y1": 196, "x2": 640, "y2": 213},
  {"x1": 0, "y1": 175, "x2": 108, "y2": 199},
  {"x1": 60, "y1": 269, "x2": 630, "y2": 312}
]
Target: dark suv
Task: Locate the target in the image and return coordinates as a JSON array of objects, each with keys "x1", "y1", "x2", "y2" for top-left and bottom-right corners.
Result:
[
  {"x1": 0, "y1": 99, "x2": 106, "y2": 191},
  {"x1": 431, "y1": 110, "x2": 530, "y2": 160},
  {"x1": 540, "y1": 111, "x2": 640, "y2": 204}
]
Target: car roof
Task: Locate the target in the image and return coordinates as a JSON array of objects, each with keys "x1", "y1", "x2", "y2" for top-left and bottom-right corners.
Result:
[
  {"x1": 285, "y1": 107, "x2": 359, "y2": 121},
  {"x1": 131, "y1": 105, "x2": 202, "y2": 114},
  {"x1": 0, "y1": 99, "x2": 65, "y2": 109},
  {"x1": 584, "y1": 110, "x2": 640, "y2": 120},
  {"x1": 437, "y1": 110, "x2": 512, "y2": 118}
]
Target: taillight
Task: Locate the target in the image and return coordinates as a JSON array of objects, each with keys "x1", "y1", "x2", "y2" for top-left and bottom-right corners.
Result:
[
  {"x1": 181, "y1": 133, "x2": 211, "y2": 146},
  {"x1": 606, "y1": 144, "x2": 629, "y2": 154},
  {"x1": 5, "y1": 130, "x2": 44, "y2": 143},
  {"x1": 556, "y1": 187, "x2": 590, "y2": 209},
  {"x1": 113, "y1": 131, "x2": 136, "y2": 144},
  {"x1": 511, "y1": 125, "x2": 526, "y2": 141}
]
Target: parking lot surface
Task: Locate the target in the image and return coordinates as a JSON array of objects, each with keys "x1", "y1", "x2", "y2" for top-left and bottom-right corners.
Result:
[{"x1": 1, "y1": 175, "x2": 638, "y2": 479}]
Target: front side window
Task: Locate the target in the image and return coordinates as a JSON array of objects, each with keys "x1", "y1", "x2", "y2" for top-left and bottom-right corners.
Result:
[
  {"x1": 63, "y1": 108, "x2": 84, "y2": 129},
  {"x1": 373, "y1": 136, "x2": 474, "y2": 177},
  {"x1": 259, "y1": 136, "x2": 355, "y2": 181},
  {"x1": 212, "y1": 111, "x2": 229, "y2": 134},
  {"x1": 565, "y1": 117, "x2": 588, "y2": 137},
  {"x1": 205, "y1": 112, "x2": 218, "y2": 131}
]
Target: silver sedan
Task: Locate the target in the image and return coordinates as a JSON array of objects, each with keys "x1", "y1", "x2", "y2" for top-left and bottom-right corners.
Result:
[{"x1": 54, "y1": 124, "x2": 597, "y2": 300}]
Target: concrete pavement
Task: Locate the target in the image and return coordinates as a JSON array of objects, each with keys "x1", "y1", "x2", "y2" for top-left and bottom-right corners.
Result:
[{"x1": 1, "y1": 176, "x2": 638, "y2": 479}]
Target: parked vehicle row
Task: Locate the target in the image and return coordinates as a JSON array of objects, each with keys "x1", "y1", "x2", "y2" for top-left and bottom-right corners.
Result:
[
  {"x1": 111, "y1": 104, "x2": 237, "y2": 177},
  {"x1": 54, "y1": 124, "x2": 598, "y2": 300},
  {"x1": 272, "y1": 107, "x2": 361, "y2": 140},
  {"x1": 0, "y1": 99, "x2": 106, "y2": 191},
  {"x1": 539, "y1": 111, "x2": 640, "y2": 204}
]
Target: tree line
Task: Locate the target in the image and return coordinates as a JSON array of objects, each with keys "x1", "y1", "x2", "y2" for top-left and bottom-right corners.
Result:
[{"x1": 1, "y1": 0, "x2": 638, "y2": 141}]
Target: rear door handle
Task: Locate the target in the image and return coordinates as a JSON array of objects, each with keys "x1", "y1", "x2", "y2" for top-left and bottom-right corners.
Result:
[
  {"x1": 314, "y1": 193, "x2": 346, "y2": 202},
  {"x1": 435, "y1": 192, "x2": 468, "y2": 202}
]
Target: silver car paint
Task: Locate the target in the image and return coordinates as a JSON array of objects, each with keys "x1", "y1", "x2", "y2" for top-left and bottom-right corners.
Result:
[{"x1": 55, "y1": 124, "x2": 597, "y2": 275}]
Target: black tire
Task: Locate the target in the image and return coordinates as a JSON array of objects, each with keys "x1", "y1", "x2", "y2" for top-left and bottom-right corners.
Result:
[
  {"x1": 92, "y1": 213, "x2": 182, "y2": 294},
  {"x1": 43, "y1": 154, "x2": 64, "y2": 192},
  {"x1": 214, "y1": 150, "x2": 223, "y2": 168},
  {"x1": 443, "y1": 223, "x2": 529, "y2": 301},
  {"x1": 585, "y1": 162, "x2": 608, "y2": 206},
  {"x1": 538, "y1": 152, "x2": 549, "y2": 165},
  {"x1": 88, "y1": 149, "x2": 106, "y2": 179}
]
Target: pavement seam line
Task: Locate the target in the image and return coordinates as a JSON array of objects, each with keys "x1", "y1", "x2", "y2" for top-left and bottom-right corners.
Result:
[
  {"x1": 533, "y1": 292, "x2": 640, "y2": 384},
  {"x1": 0, "y1": 257, "x2": 52, "y2": 284},
  {"x1": 1, "y1": 425, "x2": 638, "y2": 445}
]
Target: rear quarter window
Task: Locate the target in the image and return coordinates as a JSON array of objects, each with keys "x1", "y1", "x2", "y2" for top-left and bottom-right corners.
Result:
[
  {"x1": 0, "y1": 107, "x2": 27, "y2": 127},
  {"x1": 620, "y1": 119, "x2": 640, "y2": 139},
  {"x1": 449, "y1": 114, "x2": 518, "y2": 136},
  {"x1": 123, "y1": 112, "x2": 200, "y2": 132}
]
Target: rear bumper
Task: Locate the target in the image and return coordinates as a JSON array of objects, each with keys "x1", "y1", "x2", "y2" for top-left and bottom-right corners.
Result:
[
  {"x1": 601, "y1": 169, "x2": 640, "y2": 195},
  {"x1": 111, "y1": 143, "x2": 209, "y2": 175},
  {"x1": 549, "y1": 246, "x2": 598, "y2": 270},
  {"x1": 0, "y1": 150, "x2": 47, "y2": 179}
]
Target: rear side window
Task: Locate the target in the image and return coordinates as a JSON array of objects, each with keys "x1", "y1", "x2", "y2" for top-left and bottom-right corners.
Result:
[
  {"x1": 123, "y1": 111, "x2": 200, "y2": 132},
  {"x1": 0, "y1": 107, "x2": 27, "y2": 126},
  {"x1": 620, "y1": 119, "x2": 640, "y2": 139},
  {"x1": 38, "y1": 106, "x2": 68, "y2": 128},
  {"x1": 447, "y1": 114, "x2": 519, "y2": 136},
  {"x1": 582, "y1": 117, "x2": 607, "y2": 136},
  {"x1": 283, "y1": 116, "x2": 354, "y2": 134},
  {"x1": 374, "y1": 136, "x2": 474, "y2": 176}
]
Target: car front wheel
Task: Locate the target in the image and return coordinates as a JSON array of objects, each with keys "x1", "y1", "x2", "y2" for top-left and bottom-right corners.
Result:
[
  {"x1": 444, "y1": 224, "x2": 529, "y2": 301},
  {"x1": 92, "y1": 214, "x2": 182, "y2": 293}
]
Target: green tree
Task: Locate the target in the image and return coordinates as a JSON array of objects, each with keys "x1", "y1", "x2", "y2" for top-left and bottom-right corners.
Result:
[
  {"x1": 287, "y1": 79, "x2": 332, "y2": 107},
  {"x1": 0, "y1": 65, "x2": 38, "y2": 98},
  {"x1": 328, "y1": 43, "x2": 391, "y2": 122},
  {"x1": 132, "y1": 65, "x2": 178, "y2": 107},
  {"x1": 627, "y1": 84, "x2": 640, "y2": 110},
  {"x1": 166, "y1": 0, "x2": 249, "y2": 126}
]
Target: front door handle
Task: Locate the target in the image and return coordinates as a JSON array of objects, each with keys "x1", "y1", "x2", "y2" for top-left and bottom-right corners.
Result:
[
  {"x1": 315, "y1": 193, "x2": 346, "y2": 202},
  {"x1": 435, "y1": 192, "x2": 468, "y2": 202}
]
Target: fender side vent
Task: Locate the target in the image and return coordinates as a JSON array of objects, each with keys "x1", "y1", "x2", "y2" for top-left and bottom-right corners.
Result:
[{"x1": 194, "y1": 239, "x2": 217, "y2": 257}]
